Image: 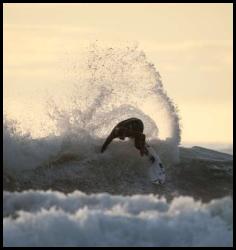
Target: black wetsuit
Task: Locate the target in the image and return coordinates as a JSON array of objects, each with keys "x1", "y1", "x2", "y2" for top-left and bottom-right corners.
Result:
[
  {"x1": 101, "y1": 118, "x2": 147, "y2": 155},
  {"x1": 114, "y1": 118, "x2": 144, "y2": 134}
]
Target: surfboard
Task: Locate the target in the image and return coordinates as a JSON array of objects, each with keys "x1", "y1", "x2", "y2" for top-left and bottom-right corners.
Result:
[{"x1": 145, "y1": 144, "x2": 166, "y2": 184}]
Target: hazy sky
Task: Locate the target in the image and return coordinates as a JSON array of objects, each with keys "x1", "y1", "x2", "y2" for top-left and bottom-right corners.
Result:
[{"x1": 3, "y1": 3, "x2": 233, "y2": 144}]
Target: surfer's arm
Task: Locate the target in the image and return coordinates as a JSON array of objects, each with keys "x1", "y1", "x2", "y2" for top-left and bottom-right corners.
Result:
[{"x1": 101, "y1": 133, "x2": 115, "y2": 153}]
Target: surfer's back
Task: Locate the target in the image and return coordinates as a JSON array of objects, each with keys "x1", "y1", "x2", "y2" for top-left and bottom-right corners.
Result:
[{"x1": 115, "y1": 118, "x2": 144, "y2": 133}]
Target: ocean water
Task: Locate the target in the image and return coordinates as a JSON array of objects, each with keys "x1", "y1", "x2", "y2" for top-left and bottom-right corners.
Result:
[
  {"x1": 3, "y1": 44, "x2": 232, "y2": 247},
  {"x1": 3, "y1": 191, "x2": 232, "y2": 247},
  {"x1": 181, "y1": 143, "x2": 233, "y2": 155}
]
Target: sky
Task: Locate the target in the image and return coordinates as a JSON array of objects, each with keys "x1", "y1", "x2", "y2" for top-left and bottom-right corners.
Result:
[{"x1": 3, "y1": 3, "x2": 233, "y2": 145}]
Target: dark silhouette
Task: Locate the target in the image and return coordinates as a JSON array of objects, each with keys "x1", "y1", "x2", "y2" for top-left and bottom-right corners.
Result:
[{"x1": 101, "y1": 118, "x2": 148, "y2": 156}]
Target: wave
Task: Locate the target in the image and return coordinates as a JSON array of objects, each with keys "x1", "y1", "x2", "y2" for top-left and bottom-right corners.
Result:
[
  {"x1": 3, "y1": 130, "x2": 232, "y2": 202},
  {"x1": 4, "y1": 43, "x2": 181, "y2": 167},
  {"x1": 3, "y1": 43, "x2": 233, "y2": 247},
  {"x1": 3, "y1": 44, "x2": 232, "y2": 203},
  {"x1": 3, "y1": 190, "x2": 232, "y2": 247},
  {"x1": 3, "y1": 43, "x2": 183, "y2": 195}
]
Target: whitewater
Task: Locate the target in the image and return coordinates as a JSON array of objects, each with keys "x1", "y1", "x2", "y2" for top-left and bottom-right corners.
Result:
[{"x1": 3, "y1": 43, "x2": 233, "y2": 247}]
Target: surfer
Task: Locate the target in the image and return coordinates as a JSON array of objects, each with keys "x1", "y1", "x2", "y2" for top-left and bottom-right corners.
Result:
[
  {"x1": 101, "y1": 118, "x2": 149, "y2": 156},
  {"x1": 101, "y1": 117, "x2": 166, "y2": 184}
]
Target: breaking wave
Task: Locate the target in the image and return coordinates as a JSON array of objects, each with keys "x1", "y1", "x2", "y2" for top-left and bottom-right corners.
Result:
[
  {"x1": 3, "y1": 43, "x2": 181, "y2": 173},
  {"x1": 3, "y1": 190, "x2": 232, "y2": 247},
  {"x1": 3, "y1": 43, "x2": 232, "y2": 200},
  {"x1": 3, "y1": 43, "x2": 233, "y2": 247}
]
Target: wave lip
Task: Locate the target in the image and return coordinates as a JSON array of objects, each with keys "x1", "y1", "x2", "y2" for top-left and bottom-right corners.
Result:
[{"x1": 3, "y1": 190, "x2": 232, "y2": 247}]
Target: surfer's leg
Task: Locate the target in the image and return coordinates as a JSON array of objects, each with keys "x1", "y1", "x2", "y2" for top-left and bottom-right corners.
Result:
[
  {"x1": 143, "y1": 145, "x2": 149, "y2": 155},
  {"x1": 139, "y1": 146, "x2": 149, "y2": 157}
]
